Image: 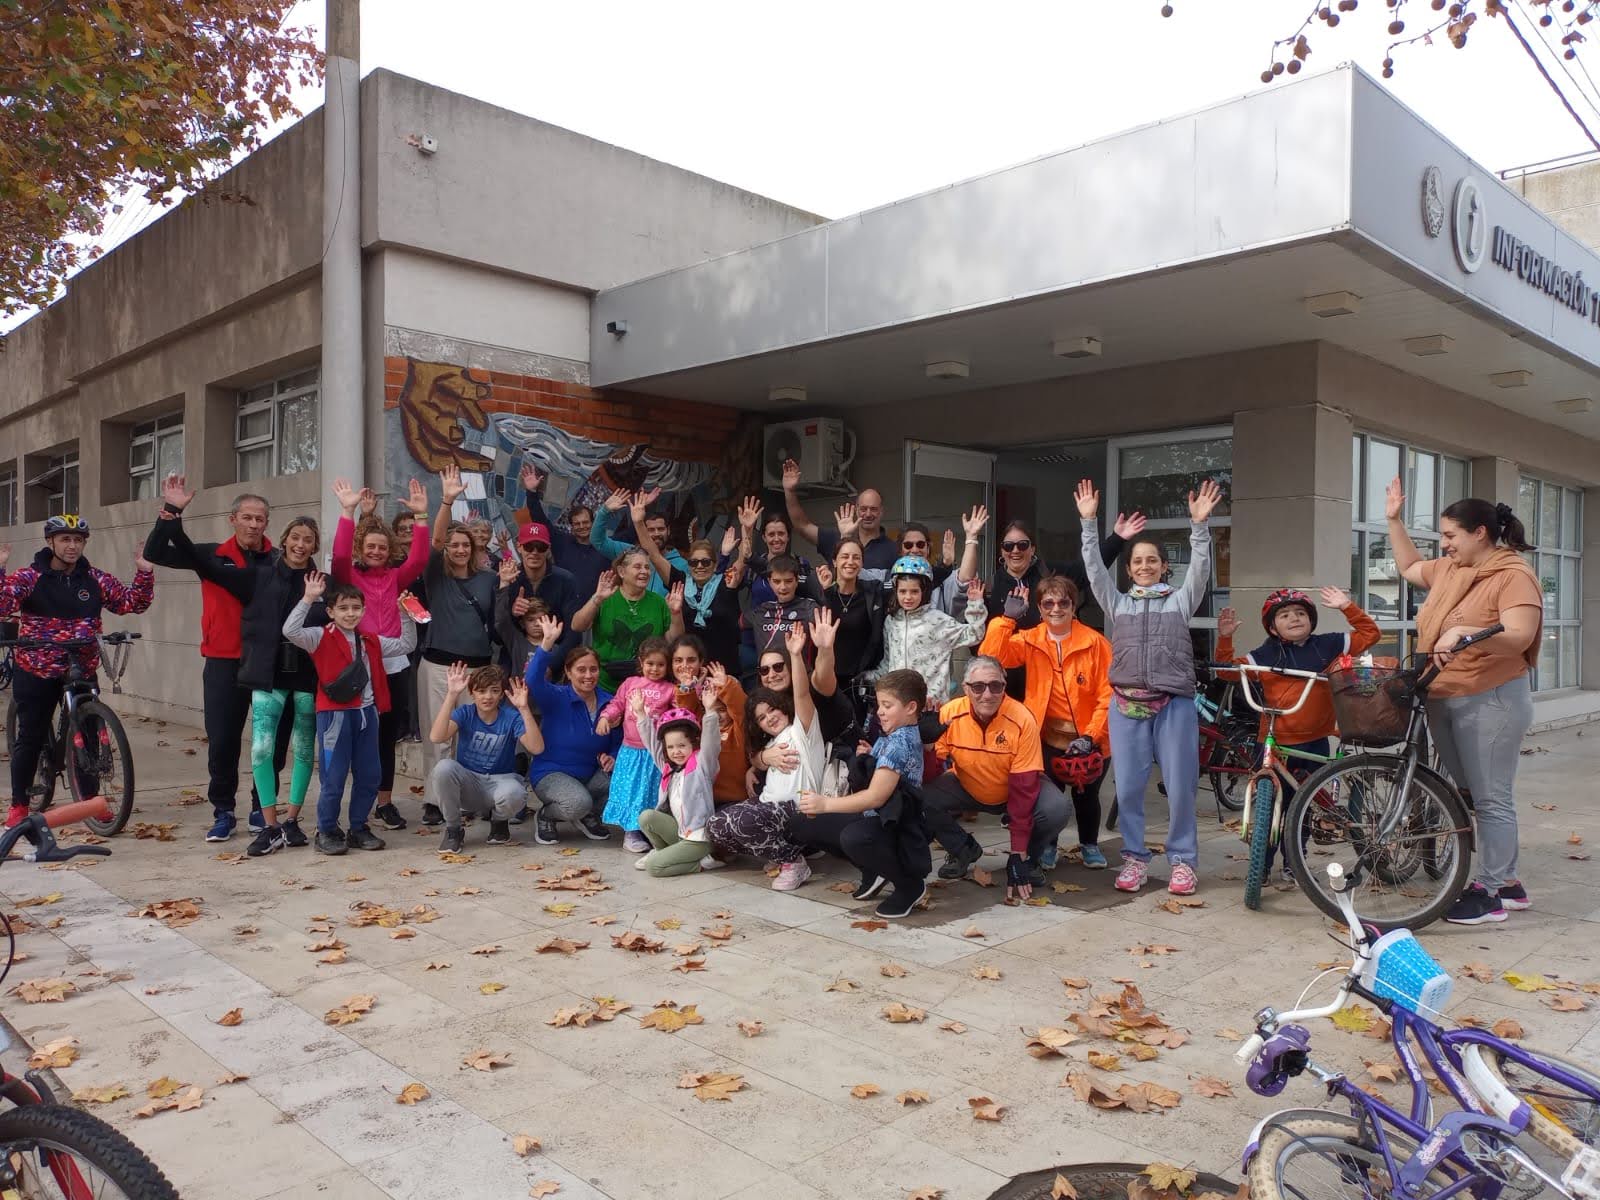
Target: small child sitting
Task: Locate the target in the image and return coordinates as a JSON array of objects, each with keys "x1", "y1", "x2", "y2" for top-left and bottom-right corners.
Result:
[
  {"x1": 634, "y1": 682, "x2": 721, "y2": 877},
  {"x1": 428, "y1": 662, "x2": 544, "y2": 852}
]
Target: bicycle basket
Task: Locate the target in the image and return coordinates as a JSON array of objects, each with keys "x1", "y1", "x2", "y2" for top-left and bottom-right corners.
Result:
[
  {"x1": 1358, "y1": 928, "x2": 1453, "y2": 1020},
  {"x1": 1327, "y1": 662, "x2": 1411, "y2": 745}
]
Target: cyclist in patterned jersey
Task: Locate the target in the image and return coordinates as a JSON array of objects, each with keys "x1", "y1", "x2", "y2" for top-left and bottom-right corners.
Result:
[{"x1": 0, "y1": 516, "x2": 155, "y2": 829}]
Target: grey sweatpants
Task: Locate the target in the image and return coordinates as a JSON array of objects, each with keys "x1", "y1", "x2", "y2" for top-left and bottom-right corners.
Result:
[
  {"x1": 1427, "y1": 674, "x2": 1534, "y2": 891},
  {"x1": 532, "y1": 768, "x2": 611, "y2": 822},
  {"x1": 428, "y1": 759, "x2": 524, "y2": 828}
]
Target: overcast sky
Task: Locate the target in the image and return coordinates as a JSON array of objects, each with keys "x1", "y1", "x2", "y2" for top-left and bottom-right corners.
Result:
[{"x1": 9, "y1": 0, "x2": 1600, "y2": 334}]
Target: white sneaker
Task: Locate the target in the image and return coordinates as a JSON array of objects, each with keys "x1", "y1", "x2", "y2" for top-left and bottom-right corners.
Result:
[
  {"x1": 635, "y1": 853, "x2": 651, "y2": 871},
  {"x1": 771, "y1": 859, "x2": 812, "y2": 892},
  {"x1": 699, "y1": 854, "x2": 726, "y2": 871}
]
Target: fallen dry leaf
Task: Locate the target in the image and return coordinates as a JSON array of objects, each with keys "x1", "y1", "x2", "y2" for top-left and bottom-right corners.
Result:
[
  {"x1": 1192, "y1": 1075, "x2": 1234, "y2": 1098},
  {"x1": 1329, "y1": 1004, "x2": 1376, "y2": 1032},
  {"x1": 1053, "y1": 882, "x2": 1087, "y2": 893},
  {"x1": 588, "y1": 915, "x2": 618, "y2": 927},
  {"x1": 882, "y1": 1002, "x2": 926, "y2": 1024},
  {"x1": 654, "y1": 917, "x2": 683, "y2": 931},
  {"x1": 701, "y1": 923, "x2": 735, "y2": 941},
  {"x1": 389, "y1": 928, "x2": 416, "y2": 940},
  {"x1": 896, "y1": 1089, "x2": 931, "y2": 1106},
  {"x1": 529, "y1": 1181, "x2": 560, "y2": 1198},
  {"x1": 215, "y1": 1007, "x2": 244, "y2": 1027},
  {"x1": 71, "y1": 1083, "x2": 129, "y2": 1105},
  {"x1": 1061, "y1": 975, "x2": 1090, "y2": 989},
  {"x1": 437, "y1": 852, "x2": 474, "y2": 865},
  {"x1": 146, "y1": 1076, "x2": 186, "y2": 1099},
  {"x1": 425, "y1": 961, "x2": 451, "y2": 971},
  {"x1": 536, "y1": 937, "x2": 589, "y2": 955},
  {"x1": 216, "y1": 1072, "x2": 248, "y2": 1085},
  {"x1": 1024, "y1": 1027, "x2": 1079, "y2": 1058},
  {"x1": 132, "y1": 897, "x2": 203, "y2": 928},
  {"x1": 1365, "y1": 1059, "x2": 1402, "y2": 1083},
  {"x1": 962, "y1": 926, "x2": 987, "y2": 939},
  {"x1": 737, "y1": 1019, "x2": 765, "y2": 1038},
  {"x1": 1052, "y1": 1175, "x2": 1080, "y2": 1200},
  {"x1": 677, "y1": 1070, "x2": 746, "y2": 1101},
  {"x1": 971, "y1": 965, "x2": 1002, "y2": 981},
  {"x1": 940, "y1": 1021, "x2": 968, "y2": 1034},
  {"x1": 825, "y1": 978, "x2": 860, "y2": 993},
  {"x1": 673, "y1": 958, "x2": 707, "y2": 974},
  {"x1": 1503, "y1": 971, "x2": 1561, "y2": 993},
  {"x1": 851, "y1": 919, "x2": 888, "y2": 933},
  {"x1": 1087, "y1": 1050, "x2": 1124, "y2": 1071},
  {"x1": 469, "y1": 944, "x2": 502, "y2": 956},
  {"x1": 480, "y1": 982, "x2": 507, "y2": 995},
  {"x1": 1129, "y1": 1044, "x2": 1161, "y2": 1062},
  {"x1": 1492, "y1": 1017, "x2": 1526, "y2": 1039},
  {"x1": 611, "y1": 931, "x2": 664, "y2": 954},
  {"x1": 639, "y1": 1002, "x2": 704, "y2": 1033},
  {"x1": 26, "y1": 1037, "x2": 79, "y2": 1069},
  {"x1": 13, "y1": 893, "x2": 63, "y2": 908},
  {"x1": 455, "y1": 886, "x2": 480, "y2": 896},
  {"x1": 880, "y1": 963, "x2": 908, "y2": 978},
  {"x1": 396, "y1": 1082, "x2": 430, "y2": 1105},
  {"x1": 828, "y1": 881, "x2": 855, "y2": 893},
  {"x1": 1144, "y1": 1164, "x2": 1199, "y2": 1192},
  {"x1": 463, "y1": 1049, "x2": 511, "y2": 1071},
  {"x1": 512, "y1": 1134, "x2": 542, "y2": 1157},
  {"x1": 968, "y1": 1095, "x2": 1006, "y2": 1122},
  {"x1": 908, "y1": 1189, "x2": 943, "y2": 1200},
  {"x1": 1545, "y1": 993, "x2": 1590, "y2": 1012},
  {"x1": 849, "y1": 1082, "x2": 882, "y2": 1099},
  {"x1": 397, "y1": 867, "x2": 420, "y2": 877},
  {"x1": 11, "y1": 977, "x2": 76, "y2": 1004},
  {"x1": 1460, "y1": 961, "x2": 1496, "y2": 983},
  {"x1": 344, "y1": 873, "x2": 366, "y2": 883},
  {"x1": 971, "y1": 867, "x2": 994, "y2": 888},
  {"x1": 1570, "y1": 832, "x2": 1585, "y2": 846}
]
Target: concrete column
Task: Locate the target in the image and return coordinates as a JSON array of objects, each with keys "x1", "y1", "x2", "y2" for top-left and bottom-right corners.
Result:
[
  {"x1": 1231, "y1": 404, "x2": 1356, "y2": 632},
  {"x1": 1470, "y1": 456, "x2": 1520, "y2": 507},
  {"x1": 319, "y1": 0, "x2": 363, "y2": 548},
  {"x1": 1583, "y1": 487, "x2": 1599, "y2": 691}
]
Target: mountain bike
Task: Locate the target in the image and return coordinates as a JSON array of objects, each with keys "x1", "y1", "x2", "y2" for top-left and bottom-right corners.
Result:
[
  {"x1": 1211, "y1": 661, "x2": 1341, "y2": 911},
  {"x1": 1280, "y1": 624, "x2": 1502, "y2": 933},
  {"x1": 0, "y1": 797, "x2": 182, "y2": 1199},
  {"x1": 1238, "y1": 861, "x2": 1600, "y2": 1200},
  {"x1": 1, "y1": 633, "x2": 139, "y2": 837}
]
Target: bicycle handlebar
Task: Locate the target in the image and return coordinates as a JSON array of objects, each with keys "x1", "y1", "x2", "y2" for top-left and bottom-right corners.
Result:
[
  {"x1": 0, "y1": 799, "x2": 113, "y2": 866},
  {"x1": 0, "y1": 633, "x2": 141, "y2": 650},
  {"x1": 1203, "y1": 660, "x2": 1325, "y2": 719}
]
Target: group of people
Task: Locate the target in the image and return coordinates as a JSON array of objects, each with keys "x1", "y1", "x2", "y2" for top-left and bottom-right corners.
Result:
[{"x1": 0, "y1": 458, "x2": 1546, "y2": 926}]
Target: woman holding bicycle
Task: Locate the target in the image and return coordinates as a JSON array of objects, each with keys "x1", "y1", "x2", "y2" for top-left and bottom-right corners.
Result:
[
  {"x1": 0, "y1": 516, "x2": 154, "y2": 830},
  {"x1": 1386, "y1": 479, "x2": 1544, "y2": 926}
]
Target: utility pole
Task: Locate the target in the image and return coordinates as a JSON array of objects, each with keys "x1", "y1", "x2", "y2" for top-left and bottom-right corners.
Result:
[{"x1": 320, "y1": 0, "x2": 362, "y2": 547}]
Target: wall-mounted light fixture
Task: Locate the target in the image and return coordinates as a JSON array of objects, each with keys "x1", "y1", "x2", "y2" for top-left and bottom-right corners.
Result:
[
  {"x1": 1305, "y1": 291, "x2": 1361, "y2": 318},
  {"x1": 1489, "y1": 369, "x2": 1533, "y2": 389},
  {"x1": 1052, "y1": 335, "x2": 1103, "y2": 360},
  {"x1": 768, "y1": 385, "x2": 807, "y2": 405},
  {"x1": 1555, "y1": 396, "x2": 1593, "y2": 414},
  {"x1": 925, "y1": 358, "x2": 970, "y2": 380},
  {"x1": 1403, "y1": 334, "x2": 1453, "y2": 356}
]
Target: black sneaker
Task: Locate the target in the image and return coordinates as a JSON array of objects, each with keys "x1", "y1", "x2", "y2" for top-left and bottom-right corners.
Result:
[
  {"x1": 937, "y1": 837, "x2": 983, "y2": 881},
  {"x1": 852, "y1": 873, "x2": 888, "y2": 901},
  {"x1": 577, "y1": 813, "x2": 612, "y2": 842},
  {"x1": 534, "y1": 814, "x2": 560, "y2": 845},
  {"x1": 280, "y1": 817, "x2": 309, "y2": 848},
  {"x1": 1445, "y1": 884, "x2": 1507, "y2": 926},
  {"x1": 246, "y1": 825, "x2": 286, "y2": 858},
  {"x1": 374, "y1": 803, "x2": 407, "y2": 831},
  {"x1": 314, "y1": 828, "x2": 348, "y2": 856},
  {"x1": 874, "y1": 881, "x2": 928, "y2": 920},
  {"x1": 421, "y1": 803, "x2": 445, "y2": 827},
  {"x1": 346, "y1": 826, "x2": 386, "y2": 851},
  {"x1": 1496, "y1": 881, "x2": 1531, "y2": 911},
  {"x1": 509, "y1": 805, "x2": 532, "y2": 825},
  {"x1": 486, "y1": 820, "x2": 512, "y2": 846},
  {"x1": 439, "y1": 826, "x2": 464, "y2": 854}
]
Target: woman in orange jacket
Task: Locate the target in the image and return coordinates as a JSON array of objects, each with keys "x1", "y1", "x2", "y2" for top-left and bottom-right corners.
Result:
[{"x1": 979, "y1": 574, "x2": 1113, "y2": 869}]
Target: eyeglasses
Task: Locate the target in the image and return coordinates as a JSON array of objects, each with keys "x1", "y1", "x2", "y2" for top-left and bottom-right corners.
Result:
[
  {"x1": 687, "y1": 558, "x2": 715, "y2": 568},
  {"x1": 757, "y1": 663, "x2": 786, "y2": 677},
  {"x1": 1001, "y1": 539, "x2": 1032, "y2": 552},
  {"x1": 902, "y1": 539, "x2": 928, "y2": 551},
  {"x1": 1039, "y1": 598, "x2": 1074, "y2": 610},
  {"x1": 964, "y1": 680, "x2": 1007, "y2": 695},
  {"x1": 521, "y1": 543, "x2": 549, "y2": 552}
]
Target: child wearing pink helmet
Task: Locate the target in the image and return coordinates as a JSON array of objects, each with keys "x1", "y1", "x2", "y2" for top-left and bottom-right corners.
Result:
[{"x1": 631, "y1": 679, "x2": 722, "y2": 877}]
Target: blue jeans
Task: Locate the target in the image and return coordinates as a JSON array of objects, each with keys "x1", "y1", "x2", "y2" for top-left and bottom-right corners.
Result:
[
  {"x1": 1109, "y1": 697, "x2": 1199, "y2": 867},
  {"x1": 315, "y1": 706, "x2": 380, "y2": 834}
]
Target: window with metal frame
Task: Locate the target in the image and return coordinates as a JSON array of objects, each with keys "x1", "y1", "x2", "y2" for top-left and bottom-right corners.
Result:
[
  {"x1": 29, "y1": 452, "x2": 80, "y2": 518},
  {"x1": 1350, "y1": 434, "x2": 1470, "y2": 662},
  {"x1": 129, "y1": 412, "x2": 184, "y2": 501},
  {"x1": 235, "y1": 367, "x2": 319, "y2": 482},
  {"x1": 1517, "y1": 474, "x2": 1583, "y2": 692},
  {"x1": 0, "y1": 465, "x2": 15, "y2": 527}
]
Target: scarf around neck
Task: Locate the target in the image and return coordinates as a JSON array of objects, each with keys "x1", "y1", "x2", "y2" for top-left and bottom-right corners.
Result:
[
  {"x1": 683, "y1": 576, "x2": 719, "y2": 627},
  {"x1": 1127, "y1": 582, "x2": 1174, "y2": 601}
]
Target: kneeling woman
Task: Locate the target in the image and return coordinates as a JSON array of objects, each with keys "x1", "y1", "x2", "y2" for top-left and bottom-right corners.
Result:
[
  {"x1": 706, "y1": 625, "x2": 826, "y2": 890},
  {"x1": 792, "y1": 669, "x2": 933, "y2": 920}
]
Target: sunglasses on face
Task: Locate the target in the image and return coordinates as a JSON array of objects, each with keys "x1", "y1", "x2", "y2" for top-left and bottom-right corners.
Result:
[
  {"x1": 902, "y1": 539, "x2": 928, "y2": 551},
  {"x1": 757, "y1": 663, "x2": 786, "y2": 677},
  {"x1": 1040, "y1": 598, "x2": 1073, "y2": 610},
  {"x1": 687, "y1": 558, "x2": 715, "y2": 568},
  {"x1": 521, "y1": 543, "x2": 549, "y2": 552},
  {"x1": 1002, "y1": 540, "x2": 1032, "y2": 553},
  {"x1": 964, "y1": 680, "x2": 1007, "y2": 695}
]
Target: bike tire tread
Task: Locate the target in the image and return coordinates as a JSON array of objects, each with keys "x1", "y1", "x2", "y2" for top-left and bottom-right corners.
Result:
[{"x1": 0, "y1": 1101, "x2": 180, "y2": 1199}]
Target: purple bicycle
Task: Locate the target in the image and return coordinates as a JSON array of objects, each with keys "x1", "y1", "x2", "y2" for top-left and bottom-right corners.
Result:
[{"x1": 1238, "y1": 862, "x2": 1600, "y2": 1200}]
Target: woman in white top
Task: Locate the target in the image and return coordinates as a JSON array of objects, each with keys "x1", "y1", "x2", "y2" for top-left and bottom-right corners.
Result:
[{"x1": 706, "y1": 623, "x2": 825, "y2": 891}]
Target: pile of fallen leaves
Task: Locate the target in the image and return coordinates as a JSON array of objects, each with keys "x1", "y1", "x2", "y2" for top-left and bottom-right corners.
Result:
[
  {"x1": 130, "y1": 898, "x2": 203, "y2": 928},
  {"x1": 534, "y1": 866, "x2": 610, "y2": 896},
  {"x1": 323, "y1": 994, "x2": 376, "y2": 1027},
  {"x1": 546, "y1": 997, "x2": 632, "y2": 1028}
]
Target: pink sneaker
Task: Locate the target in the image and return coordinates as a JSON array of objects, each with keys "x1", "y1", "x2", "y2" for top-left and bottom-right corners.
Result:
[
  {"x1": 771, "y1": 859, "x2": 812, "y2": 892},
  {"x1": 1168, "y1": 863, "x2": 1198, "y2": 895},
  {"x1": 1114, "y1": 857, "x2": 1148, "y2": 892}
]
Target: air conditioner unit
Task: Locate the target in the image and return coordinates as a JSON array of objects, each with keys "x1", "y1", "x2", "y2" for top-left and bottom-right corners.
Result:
[{"x1": 762, "y1": 418, "x2": 853, "y2": 489}]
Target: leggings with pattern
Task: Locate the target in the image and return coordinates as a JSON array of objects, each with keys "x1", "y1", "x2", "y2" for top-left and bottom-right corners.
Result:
[{"x1": 252, "y1": 689, "x2": 316, "y2": 811}]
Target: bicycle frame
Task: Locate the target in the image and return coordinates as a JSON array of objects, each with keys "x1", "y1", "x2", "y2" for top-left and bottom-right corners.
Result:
[{"x1": 1220, "y1": 662, "x2": 1325, "y2": 846}]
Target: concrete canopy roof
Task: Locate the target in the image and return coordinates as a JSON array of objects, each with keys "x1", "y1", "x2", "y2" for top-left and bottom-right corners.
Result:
[{"x1": 589, "y1": 67, "x2": 1600, "y2": 439}]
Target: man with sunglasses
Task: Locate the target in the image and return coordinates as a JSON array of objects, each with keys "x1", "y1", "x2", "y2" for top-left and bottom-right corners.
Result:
[
  {"x1": 499, "y1": 521, "x2": 578, "y2": 664},
  {"x1": 781, "y1": 461, "x2": 899, "y2": 571},
  {"x1": 924, "y1": 655, "x2": 1069, "y2": 899}
]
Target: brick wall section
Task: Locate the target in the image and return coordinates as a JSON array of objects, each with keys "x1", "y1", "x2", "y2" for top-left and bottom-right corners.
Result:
[{"x1": 382, "y1": 356, "x2": 737, "y2": 463}]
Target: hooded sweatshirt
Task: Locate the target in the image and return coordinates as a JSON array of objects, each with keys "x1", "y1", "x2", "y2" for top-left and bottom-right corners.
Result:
[{"x1": 869, "y1": 589, "x2": 987, "y2": 703}]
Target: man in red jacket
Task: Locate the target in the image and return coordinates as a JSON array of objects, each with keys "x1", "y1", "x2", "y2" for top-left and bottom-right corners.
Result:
[{"x1": 142, "y1": 474, "x2": 283, "y2": 842}]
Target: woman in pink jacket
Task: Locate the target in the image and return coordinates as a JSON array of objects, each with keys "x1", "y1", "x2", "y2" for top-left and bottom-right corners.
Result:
[{"x1": 330, "y1": 477, "x2": 430, "y2": 830}]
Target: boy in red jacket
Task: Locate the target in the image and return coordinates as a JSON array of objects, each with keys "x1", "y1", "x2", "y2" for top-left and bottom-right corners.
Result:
[{"x1": 282, "y1": 571, "x2": 416, "y2": 856}]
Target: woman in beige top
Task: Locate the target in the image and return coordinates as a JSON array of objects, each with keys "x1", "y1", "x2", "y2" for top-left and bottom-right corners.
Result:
[{"x1": 1386, "y1": 478, "x2": 1543, "y2": 927}]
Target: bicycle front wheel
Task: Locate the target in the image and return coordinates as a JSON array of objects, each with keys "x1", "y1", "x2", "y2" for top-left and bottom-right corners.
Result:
[
  {"x1": 0, "y1": 1102, "x2": 179, "y2": 1199},
  {"x1": 1248, "y1": 1115, "x2": 1462, "y2": 1200},
  {"x1": 66, "y1": 700, "x2": 134, "y2": 836},
  {"x1": 1244, "y1": 774, "x2": 1278, "y2": 912},
  {"x1": 1282, "y1": 753, "x2": 1473, "y2": 932}
]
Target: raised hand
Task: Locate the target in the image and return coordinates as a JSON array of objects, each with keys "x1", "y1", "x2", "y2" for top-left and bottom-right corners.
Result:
[
  {"x1": 593, "y1": 570, "x2": 617, "y2": 602},
  {"x1": 1074, "y1": 479, "x2": 1100, "y2": 520},
  {"x1": 519, "y1": 461, "x2": 546, "y2": 493},
  {"x1": 160, "y1": 472, "x2": 195, "y2": 511},
  {"x1": 962, "y1": 505, "x2": 990, "y2": 537},
  {"x1": 1188, "y1": 479, "x2": 1224, "y2": 524},
  {"x1": 628, "y1": 492, "x2": 649, "y2": 525},
  {"x1": 809, "y1": 606, "x2": 838, "y2": 649},
  {"x1": 498, "y1": 557, "x2": 519, "y2": 587},
  {"x1": 1113, "y1": 511, "x2": 1148, "y2": 539},
  {"x1": 941, "y1": 529, "x2": 956, "y2": 566},
  {"x1": 834, "y1": 503, "x2": 859, "y2": 538},
  {"x1": 784, "y1": 621, "x2": 808, "y2": 658},
  {"x1": 1004, "y1": 583, "x2": 1028, "y2": 620},
  {"x1": 966, "y1": 576, "x2": 986, "y2": 604},
  {"x1": 511, "y1": 595, "x2": 532, "y2": 619},
  {"x1": 535, "y1": 613, "x2": 563, "y2": 650},
  {"x1": 506, "y1": 676, "x2": 530, "y2": 710},
  {"x1": 737, "y1": 495, "x2": 762, "y2": 531},
  {"x1": 602, "y1": 489, "x2": 630, "y2": 514},
  {"x1": 704, "y1": 661, "x2": 729, "y2": 694},
  {"x1": 699, "y1": 676, "x2": 721, "y2": 706},
  {"x1": 666, "y1": 581, "x2": 685, "y2": 615},
  {"x1": 405, "y1": 478, "x2": 429, "y2": 517},
  {"x1": 637, "y1": 486, "x2": 662, "y2": 508},
  {"x1": 1385, "y1": 477, "x2": 1405, "y2": 522},
  {"x1": 358, "y1": 489, "x2": 377, "y2": 518},
  {"x1": 781, "y1": 459, "x2": 801, "y2": 491},
  {"x1": 813, "y1": 560, "x2": 835, "y2": 591},
  {"x1": 628, "y1": 689, "x2": 647, "y2": 717},
  {"x1": 303, "y1": 569, "x2": 327, "y2": 601},
  {"x1": 133, "y1": 549, "x2": 153, "y2": 574},
  {"x1": 439, "y1": 465, "x2": 466, "y2": 505},
  {"x1": 494, "y1": 527, "x2": 512, "y2": 557},
  {"x1": 720, "y1": 524, "x2": 738, "y2": 556},
  {"x1": 1319, "y1": 586, "x2": 1354, "y2": 610},
  {"x1": 445, "y1": 660, "x2": 470, "y2": 693},
  {"x1": 1216, "y1": 606, "x2": 1239, "y2": 639}
]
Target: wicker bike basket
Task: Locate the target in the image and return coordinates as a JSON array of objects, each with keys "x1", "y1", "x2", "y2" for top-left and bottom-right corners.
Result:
[{"x1": 1327, "y1": 660, "x2": 1412, "y2": 744}]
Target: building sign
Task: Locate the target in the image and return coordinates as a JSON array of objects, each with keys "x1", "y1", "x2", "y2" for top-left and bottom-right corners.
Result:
[
  {"x1": 1490, "y1": 226, "x2": 1596, "y2": 325},
  {"x1": 1451, "y1": 177, "x2": 1487, "y2": 273}
]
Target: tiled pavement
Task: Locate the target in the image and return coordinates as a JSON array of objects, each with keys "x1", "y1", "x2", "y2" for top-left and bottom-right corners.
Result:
[{"x1": 1, "y1": 716, "x2": 1597, "y2": 1200}]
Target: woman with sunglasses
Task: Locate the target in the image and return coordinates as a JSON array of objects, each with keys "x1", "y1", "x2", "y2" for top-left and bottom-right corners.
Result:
[
  {"x1": 980, "y1": 574, "x2": 1113, "y2": 870},
  {"x1": 636, "y1": 495, "x2": 752, "y2": 676},
  {"x1": 983, "y1": 516, "x2": 1145, "y2": 630}
]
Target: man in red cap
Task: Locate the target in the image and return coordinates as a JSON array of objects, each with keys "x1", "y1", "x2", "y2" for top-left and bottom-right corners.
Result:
[{"x1": 496, "y1": 521, "x2": 578, "y2": 663}]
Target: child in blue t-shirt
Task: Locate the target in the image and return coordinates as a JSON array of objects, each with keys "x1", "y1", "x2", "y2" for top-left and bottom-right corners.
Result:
[
  {"x1": 792, "y1": 669, "x2": 932, "y2": 920},
  {"x1": 427, "y1": 662, "x2": 544, "y2": 852}
]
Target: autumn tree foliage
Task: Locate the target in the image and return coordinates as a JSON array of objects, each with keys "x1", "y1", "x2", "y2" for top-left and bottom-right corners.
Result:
[{"x1": 0, "y1": 0, "x2": 322, "y2": 320}]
